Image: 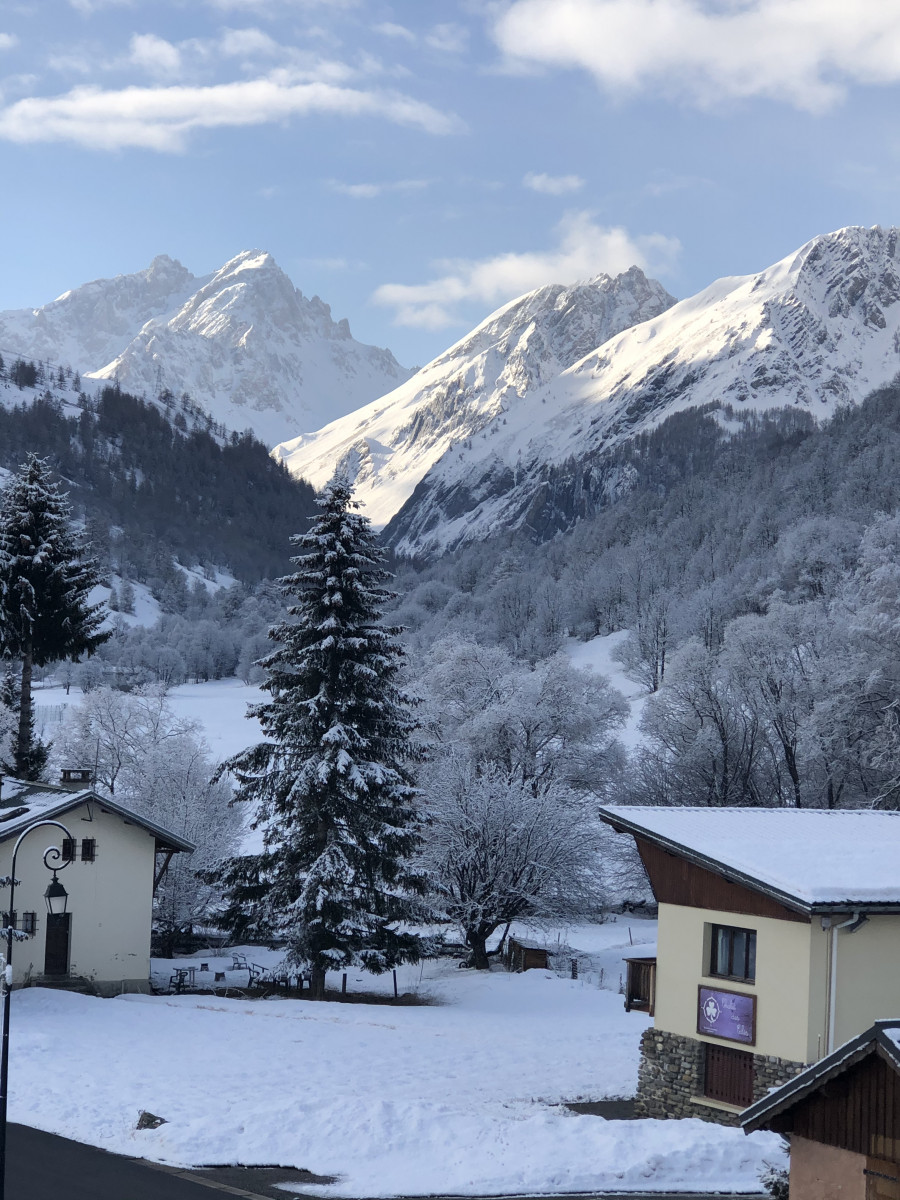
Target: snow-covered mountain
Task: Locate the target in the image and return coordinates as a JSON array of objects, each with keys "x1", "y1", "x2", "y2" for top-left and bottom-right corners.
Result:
[
  {"x1": 0, "y1": 255, "x2": 199, "y2": 377},
  {"x1": 279, "y1": 225, "x2": 900, "y2": 556},
  {"x1": 0, "y1": 253, "x2": 412, "y2": 447},
  {"x1": 273, "y1": 267, "x2": 676, "y2": 527}
]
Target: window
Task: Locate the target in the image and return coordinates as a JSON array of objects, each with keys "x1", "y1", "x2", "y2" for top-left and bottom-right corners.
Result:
[
  {"x1": 81, "y1": 838, "x2": 96, "y2": 863},
  {"x1": 704, "y1": 1042, "x2": 754, "y2": 1107},
  {"x1": 21, "y1": 913, "x2": 36, "y2": 936},
  {"x1": 2, "y1": 912, "x2": 15, "y2": 930},
  {"x1": 61, "y1": 838, "x2": 76, "y2": 863},
  {"x1": 709, "y1": 924, "x2": 756, "y2": 983}
]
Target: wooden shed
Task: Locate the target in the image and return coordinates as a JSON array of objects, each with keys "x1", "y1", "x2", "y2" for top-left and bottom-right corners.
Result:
[
  {"x1": 742, "y1": 1018, "x2": 900, "y2": 1199},
  {"x1": 505, "y1": 937, "x2": 550, "y2": 972}
]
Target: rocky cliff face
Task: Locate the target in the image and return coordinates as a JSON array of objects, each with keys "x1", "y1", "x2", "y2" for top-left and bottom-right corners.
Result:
[
  {"x1": 381, "y1": 226, "x2": 900, "y2": 556},
  {"x1": 273, "y1": 266, "x2": 677, "y2": 528}
]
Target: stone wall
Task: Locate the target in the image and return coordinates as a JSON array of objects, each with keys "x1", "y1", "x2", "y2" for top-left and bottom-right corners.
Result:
[{"x1": 635, "y1": 1028, "x2": 805, "y2": 1126}]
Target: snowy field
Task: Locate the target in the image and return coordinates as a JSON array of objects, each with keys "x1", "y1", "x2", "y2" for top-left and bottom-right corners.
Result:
[{"x1": 9, "y1": 953, "x2": 784, "y2": 1197}]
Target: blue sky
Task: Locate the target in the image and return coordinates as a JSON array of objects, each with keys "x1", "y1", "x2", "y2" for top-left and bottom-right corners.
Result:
[{"x1": 2, "y1": 0, "x2": 900, "y2": 367}]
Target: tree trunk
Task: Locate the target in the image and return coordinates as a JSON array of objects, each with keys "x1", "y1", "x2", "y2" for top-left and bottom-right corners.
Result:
[
  {"x1": 468, "y1": 932, "x2": 491, "y2": 970},
  {"x1": 16, "y1": 647, "x2": 33, "y2": 778},
  {"x1": 309, "y1": 965, "x2": 326, "y2": 1000}
]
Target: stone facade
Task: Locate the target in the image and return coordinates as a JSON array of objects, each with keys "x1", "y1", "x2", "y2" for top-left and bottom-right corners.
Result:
[{"x1": 635, "y1": 1028, "x2": 806, "y2": 1126}]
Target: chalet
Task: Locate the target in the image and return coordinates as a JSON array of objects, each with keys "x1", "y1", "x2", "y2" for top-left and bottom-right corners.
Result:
[
  {"x1": 598, "y1": 806, "x2": 900, "y2": 1126},
  {"x1": 0, "y1": 772, "x2": 193, "y2": 994},
  {"x1": 742, "y1": 1019, "x2": 900, "y2": 1200}
]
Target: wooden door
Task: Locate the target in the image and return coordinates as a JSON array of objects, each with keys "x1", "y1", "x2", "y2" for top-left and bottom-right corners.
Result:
[
  {"x1": 704, "y1": 1042, "x2": 755, "y2": 1107},
  {"x1": 43, "y1": 913, "x2": 70, "y2": 976}
]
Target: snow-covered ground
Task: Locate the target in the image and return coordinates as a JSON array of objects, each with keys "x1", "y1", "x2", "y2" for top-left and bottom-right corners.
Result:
[
  {"x1": 33, "y1": 676, "x2": 264, "y2": 764},
  {"x1": 9, "y1": 955, "x2": 784, "y2": 1197},
  {"x1": 567, "y1": 631, "x2": 647, "y2": 750}
]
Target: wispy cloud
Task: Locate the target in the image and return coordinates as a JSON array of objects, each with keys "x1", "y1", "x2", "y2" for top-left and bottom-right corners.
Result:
[
  {"x1": 0, "y1": 34, "x2": 18, "y2": 51},
  {"x1": 374, "y1": 22, "x2": 416, "y2": 43},
  {"x1": 0, "y1": 74, "x2": 463, "y2": 152},
  {"x1": 494, "y1": 0, "x2": 900, "y2": 111},
  {"x1": 425, "y1": 23, "x2": 470, "y2": 54},
  {"x1": 329, "y1": 178, "x2": 429, "y2": 199},
  {"x1": 523, "y1": 171, "x2": 584, "y2": 195},
  {"x1": 129, "y1": 34, "x2": 182, "y2": 79},
  {"x1": 373, "y1": 210, "x2": 679, "y2": 329}
]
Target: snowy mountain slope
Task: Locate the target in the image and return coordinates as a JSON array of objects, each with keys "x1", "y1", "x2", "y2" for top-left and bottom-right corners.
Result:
[
  {"x1": 273, "y1": 267, "x2": 676, "y2": 526},
  {"x1": 0, "y1": 253, "x2": 412, "y2": 448},
  {"x1": 0, "y1": 255, "x2": 201, "y2": 375},
  {"x1": 382, "y1": 225, "x2": 900, "y2": 554}
]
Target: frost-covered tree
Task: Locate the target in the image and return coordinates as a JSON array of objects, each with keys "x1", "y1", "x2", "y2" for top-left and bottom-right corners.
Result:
[
  {"x1": 415, "y1": 638, "x2": 627, "y2": 794},
  {"x1": 0, "y1": 455, "x2": 107, "y2": 778},
  {"x1": 420, "y1": 755, "x2": 602, "y2": 968},
  {"x1": 55, "y1": 686, "x2": 240, "y2": 950},
  {"x1": 216, "y1": 479, "x2": 425, "y2": 999}
]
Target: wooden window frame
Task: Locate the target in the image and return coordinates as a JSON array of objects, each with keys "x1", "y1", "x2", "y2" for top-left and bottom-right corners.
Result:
[{"x1": 708, "y1": 923, "x2": 757, "y2": 984}]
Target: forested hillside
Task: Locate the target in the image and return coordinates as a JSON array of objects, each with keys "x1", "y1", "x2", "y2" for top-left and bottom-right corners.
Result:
[
  {"x1": 0, "y1": 364, "x2": 318, "y2": 585},
  {"x1": 390, "y1": 378, "x2": 900, "y2": 811}
]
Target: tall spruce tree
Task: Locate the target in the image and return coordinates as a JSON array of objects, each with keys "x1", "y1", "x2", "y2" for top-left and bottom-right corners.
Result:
[
  {"x1": 0, "y1": 455, "x2": 108, "y2": 778},
  {"x1": 218, "y1": 479, "x2": 424, "y2": 998}
]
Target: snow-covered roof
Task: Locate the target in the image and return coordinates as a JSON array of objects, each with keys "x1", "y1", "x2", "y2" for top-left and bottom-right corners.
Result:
[
  {"x1": 0, "y1": 779, "x2": 194, "y2": 853},
  {"x1": 599, "y1": 806, "x2": 900, "y2": 910},
  {"x1": 742, "y1": 1019, "x2": 900, "y2": 1131}
]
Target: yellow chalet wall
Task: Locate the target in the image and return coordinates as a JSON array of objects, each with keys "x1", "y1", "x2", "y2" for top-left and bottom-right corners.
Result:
[{"x1": 654, "y1": 902, "x2": 816, "y2": 1064}]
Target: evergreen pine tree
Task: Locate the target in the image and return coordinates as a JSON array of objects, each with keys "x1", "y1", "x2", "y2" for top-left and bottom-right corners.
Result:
[
  {"x1": 0, "y1": 455, "x2": 108, "y2": 779},
  {"x1": 217, "y1": 478, "x2": 424, "y2": 998}
]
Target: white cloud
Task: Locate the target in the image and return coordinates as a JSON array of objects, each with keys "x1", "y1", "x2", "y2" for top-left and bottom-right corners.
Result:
[
  {"x1": 494, "y1": 0, "x2": 900, "y2": 111},
  {"x1": 372, "y1": 210, "x2": 679, "y2": 328},
  {"x1": 524, "y1": 171, "x2": 584, "y2": 195},
  {"x1": 329, "y1": 178, "x2": 429, "y2": 198},
  {"x1": 217, "y1": 27, "x2": 283, "y2": 58},
  {"x1": 425, "y1": 23, "x2": 470, "y2": 54},
  {"x1": 0, "y1": 34, "x2": 18, "y2": 51},
  {"x1": 0, "y1": 74, "x2": 462, "y2": 152},
  {"x1": 374, "y1": 22, "x2": 416, "y2": 43},
  {"x1": 129, "y1": 34, "x2": 182, "y2": 79}
]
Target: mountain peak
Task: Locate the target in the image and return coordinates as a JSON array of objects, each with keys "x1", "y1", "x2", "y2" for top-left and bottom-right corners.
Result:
[{"x1": 0, "y1": 253, "x2": 413, "y2": 448}]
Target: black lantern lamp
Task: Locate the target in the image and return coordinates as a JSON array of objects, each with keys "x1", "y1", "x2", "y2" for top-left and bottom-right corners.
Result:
[
  {"x1": 0, "y1": 819, "x2": 74, "y2": 1200},
  {"x1": 44, "y1": 873, "x2": 68, "y2": 916}
]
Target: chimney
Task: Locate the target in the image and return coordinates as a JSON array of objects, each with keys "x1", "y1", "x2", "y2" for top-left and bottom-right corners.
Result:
[{"x1": 59, "y1": 768, "x2": 93, "y2": 792}]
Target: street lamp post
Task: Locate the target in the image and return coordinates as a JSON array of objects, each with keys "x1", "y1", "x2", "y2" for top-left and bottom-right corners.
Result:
[{"x1": 0, "y1": 820, "x2": 72, "y2": 1200}]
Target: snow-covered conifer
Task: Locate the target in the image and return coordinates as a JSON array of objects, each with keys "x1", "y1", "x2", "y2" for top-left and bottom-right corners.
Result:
[
  {"x1": 217, "y1": 478, "x2": 424, "y2": 998},
  {"x1": 0, "y1": 455, "x2": 107, "y2": 777}
]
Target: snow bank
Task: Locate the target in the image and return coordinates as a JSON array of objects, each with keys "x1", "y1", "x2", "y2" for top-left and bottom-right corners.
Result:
[{"x1": 7, "y1": 968, "x2": 783, "y2": 1196}]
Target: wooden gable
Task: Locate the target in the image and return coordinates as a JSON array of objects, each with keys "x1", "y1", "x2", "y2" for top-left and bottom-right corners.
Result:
[
  {"x1": 635, "y1": 837, "x2": 810, "y2": 923},
  {"x1": 766, "y1": 1047, "x2": 900, "y2": 1159}
]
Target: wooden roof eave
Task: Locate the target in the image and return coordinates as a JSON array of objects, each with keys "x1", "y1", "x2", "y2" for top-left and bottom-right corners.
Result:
[
  {"x1": 598, "y1": 809, "x2": 900, "y2": 916},
  {"x1": 740, "y1": 1021, "x2": 900, "y2": 1133}
]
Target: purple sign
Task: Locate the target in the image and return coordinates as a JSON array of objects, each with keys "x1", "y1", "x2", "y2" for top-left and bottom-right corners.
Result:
[{"x1": 697, "y1": 986, "x2": 756, "y2": 1045}]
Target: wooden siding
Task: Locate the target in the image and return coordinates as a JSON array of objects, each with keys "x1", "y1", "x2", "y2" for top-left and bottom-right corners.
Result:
[
  {"x1": 635, "y1": 838, "x2": 810, "y2": 923},
  {"x1": 769, "y1": 1049, "x2": 900, "y2": 1158}
]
